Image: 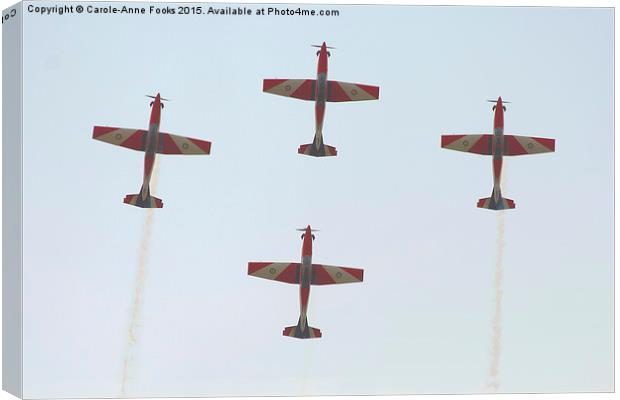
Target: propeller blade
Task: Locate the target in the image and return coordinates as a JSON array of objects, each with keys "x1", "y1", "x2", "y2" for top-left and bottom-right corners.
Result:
[
  {"x1": 486, "y1": 99, "x2": 511, "y2": 103},
  {"x1": 311, "y1": 45, "x2": 336, "y2": 49},
  {"x1": 146, "y1": 95, "x2": 171, "y2": 101}
]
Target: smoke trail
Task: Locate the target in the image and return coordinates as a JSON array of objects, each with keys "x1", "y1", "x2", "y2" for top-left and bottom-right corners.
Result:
[
  {"x1": 488, "y1": 210, "x2": 505, "y2": 392},
  {"x1": 300, "y1": 345, "x2": 315, "y2": 395},
  {"x1": 119, "y1": 160, "x2": 160, "y2": 397}
]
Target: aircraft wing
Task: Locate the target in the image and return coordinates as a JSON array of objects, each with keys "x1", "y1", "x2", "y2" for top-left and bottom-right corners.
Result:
[
  {"x1": 441, "y1": 134, "x2": 493, "y2": 155},
  {"x1": 504, "y1": 135, "x2": 555, "y2": 156},
  {"x1": 248, "y1": 262, "x2": 300, "y2": 284},
  {"x1": 311, "y1": 264, "x2": 364, "y2": 285},
  {"x1": 263, "y1": 79, "x2": 316, "y2": 101},
  {"x1": 159, "y1": 132, "x2": 212, "y2": 155},
  {"x1": 327, "y1": 81, "x2": 380, "y2": 102},
  {"x1": 92, "y1": 126, "x2": 146, "y2": 151}
]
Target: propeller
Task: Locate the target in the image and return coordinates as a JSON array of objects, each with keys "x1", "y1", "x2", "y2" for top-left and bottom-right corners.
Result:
[
  {"x1": 297, "y1": 227, "x2": 319, "y2": 240},
  {"x1": 311, "y1": 44, "x2": 336, "y2": 49},
  {"x1": 146, "y1": 94, "x2": 171, "y2": 102},
  {"x1": 487, "y1": 99, "x2": 509, "y2": 111},
  {"x1": 486, "y1": 99, "x2": 511, "y2": 103}
]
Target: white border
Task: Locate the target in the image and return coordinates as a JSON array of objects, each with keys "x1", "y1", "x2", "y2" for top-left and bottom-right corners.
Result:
[{"x1": 0, "y1": 1, "x2": 615, "y2": 400}]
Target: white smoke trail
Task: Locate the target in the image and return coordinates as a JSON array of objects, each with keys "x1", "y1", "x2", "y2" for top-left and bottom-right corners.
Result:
[
  {"x1": 119, "y1": 160, "x2": 160, "y2": 397},
  {"x1": 487, "y1": 210, "x2": 505, "y2": 391},
  {"x1": 300, "y1": 344, "x2": 315, "y2": 395}
]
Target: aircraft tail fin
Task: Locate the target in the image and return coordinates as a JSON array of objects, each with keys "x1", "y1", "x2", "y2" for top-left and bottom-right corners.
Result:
[
  {"x1": 477, "y1": 194, "x2": 515, "y2": 210},
  {"x1": 123, "y1": 187, "x2": 163, "y2": 208},
  {"x1": 298, "y1": 142, "x2": 337, "y2": 157},
  {"x1": 283, "y1": 316, "x2": 322, "y2": 339}
]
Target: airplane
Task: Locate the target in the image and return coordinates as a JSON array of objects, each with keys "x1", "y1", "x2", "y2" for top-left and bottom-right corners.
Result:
[
  {"x1": 441, "y1": 97, "x2": 555, "y2": 210},
  {"x1": 248, "y1": 225, "x2": 364, "y2": 339},
  {"x1": 262, "y1": 42, "x2": 380, "y2": 157},
  {"x1": 92, "y1": 94, "x2": 212, "y2": 208}
]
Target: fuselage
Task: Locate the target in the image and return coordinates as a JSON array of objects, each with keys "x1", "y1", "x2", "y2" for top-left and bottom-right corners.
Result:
[
  {"x1": 299, "y1": 225, "x2": 314, "y2": 329},
  {"x1": 491, "y1": 96, "x2": 505, "y2": 201},
  {"x1": 313, "y1": 43, "x2": 329, "y2": 149},
  {"x1": 141, "y1": 94, "x2": 162, "y2": 199}
]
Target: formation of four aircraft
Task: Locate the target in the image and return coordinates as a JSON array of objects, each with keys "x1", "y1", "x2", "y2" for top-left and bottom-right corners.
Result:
[{"x1": 92, "y1": 42, "x2": 556, "y2": 339}]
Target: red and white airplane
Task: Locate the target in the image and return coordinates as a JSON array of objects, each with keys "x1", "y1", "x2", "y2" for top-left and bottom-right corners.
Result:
[
  {"x1": 93, "y1": 94, "x2": 212, "y2": 208},
  {"x1": 263, "y1": 42, "x2": 380, "y2": 157},
  {"x1": 248, "y1": 226, "x2": 364, "y2": 339},
  {"x1": 441, "y1": 97, "x2": 555, "y2": 210}
]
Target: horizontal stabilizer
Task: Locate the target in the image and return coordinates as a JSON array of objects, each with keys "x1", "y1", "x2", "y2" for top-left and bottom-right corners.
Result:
[
  {"x1": 283, "y1": 317, "x2": 322, "y2": 339},
  {"x1": 124, "y1": 193, "x2": 163, "y2": 208},
  {"x1": 298, "y1": 143, "x2": 337, "y2": 157},
  {"x1": 477, "y1": 196, "x2": 515, "y2": 210}
]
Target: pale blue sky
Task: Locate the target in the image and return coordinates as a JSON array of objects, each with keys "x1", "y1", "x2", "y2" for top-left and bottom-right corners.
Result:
[{"x1": 13, "y1": 2, "x2": 613, "y2": 397}]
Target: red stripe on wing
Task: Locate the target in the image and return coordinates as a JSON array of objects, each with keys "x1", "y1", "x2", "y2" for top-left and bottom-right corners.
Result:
[
  {"x1": 504, "y1": 135, "x2": 527, "y2": 155},
  {"x1": 312, "y1": 265, "x2": 364, "y2": 284},
  {"x1": 327, "y1": 81, "x2": 350, "y2": 102},
  {"x1": 123, "y1": 131, "x2": 145, "y2": 150},
  {"x1": 291, "y1": 80, "x2": 315, "y2": 100},
  {"x1": 161, "y1": 133, "x2": 181, "y2": 154},
  {"x1": 327, "y1": 82, "x2": 380, "y2": 102},
  {"x1": 247, "y1": 262, "x2": 300, "y2": 284},
  {"x1": 189, "y1": 138, "x2": 212, "y2": 154},
  {"x1": 92, "y1": 126, "x2": 117, "y2": 138},
  {"x1": 312, "y1": 265, "x2": 336, "y2": 284},
  {"x1": 342, "y1": 266, "x2": 364, "y2": 281},
  {"x1": 277, "y1": 264, "x2": 299, "y2": 283},
  {"x1": 358, "y1": 84, "x2": 380, "y2": 99},
  {"x1": 248, "y1": 262, "x2": 270, "y2": 275},
  {"x1": 504, "y1": 135, "x2": 555, "y2": 155},
  {"x1": 469, "y1": 136, "x2": 493, "y2": 155},
  {"x1": 441, "y1": 135, "x2": 466, "y2": 147},
  {"x1": 263, "y1": 79, "x2": 285, "y2": 91},
  {"x1": 538, "y1": 137, "x2": 556, "y2": 151}
]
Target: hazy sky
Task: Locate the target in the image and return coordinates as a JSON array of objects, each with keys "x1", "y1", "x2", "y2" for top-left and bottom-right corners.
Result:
[{"x1": 15, "y1": 2, "x2": 613, "y2": 397}]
